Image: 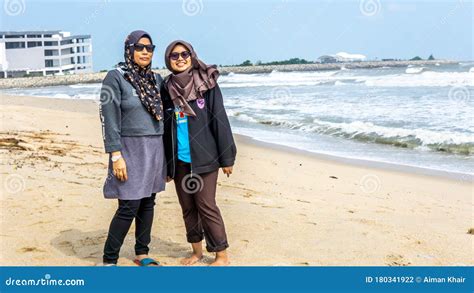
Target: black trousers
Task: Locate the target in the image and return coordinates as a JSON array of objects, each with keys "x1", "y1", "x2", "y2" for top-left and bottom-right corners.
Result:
[
  {"x1": 174, "y1": 160, "x2": 229, "y2": 252},
  {"x1": 103, "y1": 194, "x2": 156, "y2": 264}
]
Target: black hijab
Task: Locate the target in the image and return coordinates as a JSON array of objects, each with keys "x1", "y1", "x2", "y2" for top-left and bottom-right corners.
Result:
[{"x1": 117, "y1": 30, "x2": 162, "y2": 121}]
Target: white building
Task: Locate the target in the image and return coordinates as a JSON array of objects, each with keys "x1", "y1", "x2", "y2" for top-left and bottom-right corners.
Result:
[
  {"x1": 0, "y1": 30, "x2": 92, "y2": 78},
  {"x1": 333, "y1": 52, "x2": 366, "y2": 62}
]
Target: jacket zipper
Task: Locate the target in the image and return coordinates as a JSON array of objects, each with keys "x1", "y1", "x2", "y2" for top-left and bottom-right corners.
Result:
[
  {"x1": 170, "y1": 109, "x2": 176, "y2": 178},
  {"x1": 187, "y1": 112, "x2": 194, "y2": 178},
  {"x1": 187, "y1": 100, "x2": 204, "y2": 178}
]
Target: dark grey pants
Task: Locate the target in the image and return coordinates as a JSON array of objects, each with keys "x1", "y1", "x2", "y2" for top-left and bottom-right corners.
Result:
[{"x1": 174, "y1": 160, "x2": 229, "y2": 252}]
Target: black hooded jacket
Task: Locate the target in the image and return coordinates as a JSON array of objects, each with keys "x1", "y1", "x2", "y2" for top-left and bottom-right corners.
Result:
[{"x1": 161, "y1": 83, "x2": 237, "y2": 178}]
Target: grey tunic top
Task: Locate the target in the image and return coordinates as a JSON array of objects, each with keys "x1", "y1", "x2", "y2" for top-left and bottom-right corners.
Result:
[
  {"x1": 99, "y1": 68, "x2": 166, "y2": 200},
  {"x1": 99, "y1": 68, "x2": 164, "y2": 153}
]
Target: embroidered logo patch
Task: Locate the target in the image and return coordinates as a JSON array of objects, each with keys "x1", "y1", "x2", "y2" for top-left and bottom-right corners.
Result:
[{"x1": 197, "y1": 98, "x2": 205, "y2": 109}]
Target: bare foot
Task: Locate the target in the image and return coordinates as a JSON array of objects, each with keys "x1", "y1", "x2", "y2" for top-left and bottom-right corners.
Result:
[
  {"x1": 180, "y1": 253, "x2": 203, "y2": 265},
  {"x1": 209, "y1": 251, "x2": 230, "y2": 266},
  {"x1": 209, "y1": 258, "x2": 230, "y2": 266}
]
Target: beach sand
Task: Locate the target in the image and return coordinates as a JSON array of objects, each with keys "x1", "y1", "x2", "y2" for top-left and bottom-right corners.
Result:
[{"x1": 1, "y1": 94, "x2": 472, "y2": 266}]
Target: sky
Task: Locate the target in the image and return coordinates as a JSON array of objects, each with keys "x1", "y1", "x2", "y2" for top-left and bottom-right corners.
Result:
[{"x1": 1, "y1": 0, "x2": 472, "y2": 71}]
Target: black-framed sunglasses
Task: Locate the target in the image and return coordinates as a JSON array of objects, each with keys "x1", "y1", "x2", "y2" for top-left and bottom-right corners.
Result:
[
  {"x1": 131, "y1": 43, "x2": 155, "y2": 53},
  {"x1": 169, "y1": 51, "x2": 191, "y2": 61}
]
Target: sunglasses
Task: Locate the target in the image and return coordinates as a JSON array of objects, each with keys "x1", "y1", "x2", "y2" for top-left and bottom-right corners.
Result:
[
  {"x1": 169, "y1": 51, "x2": 191, "y2": 61},
  {"x1": 131, "y1": 43, "x2": 155, "y2": 53}
]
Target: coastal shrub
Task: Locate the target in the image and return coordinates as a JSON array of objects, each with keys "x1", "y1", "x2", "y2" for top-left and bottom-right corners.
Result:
[{"x1": 239, "y1": 60, "x2": 253, "y2": 66}]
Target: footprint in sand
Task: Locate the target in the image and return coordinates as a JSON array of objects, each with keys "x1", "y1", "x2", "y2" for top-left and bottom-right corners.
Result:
[
  {"x1": 19, "y1": 246, "x2": 45, "y2": 253},
  {"x1": 243, "y1": 192, "x2": 253, "y2": 198},
  {"x1": 385, "y1": 254, "x2": 411, "y2": 266},
  {"x1": 296, "y1": 199, "x2": 310, "y2": 204},
  {"x1": 261, "y1": 205, "x2": 284, "y2": 209}
]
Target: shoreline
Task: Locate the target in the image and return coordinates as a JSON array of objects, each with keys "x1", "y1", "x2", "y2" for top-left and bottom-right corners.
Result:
[
  {"x1": 1, "y1": 94, "x2": 472, "y2": 182},
  {"x1": 1, "y1": 93, "x2": 472, "y2": 266},
  {"x1": 0, "y1": 59, "x2": 460, "y2": 89},
  {"x1": 235, "y1": 133, "x2": 473, "y2": 182}
]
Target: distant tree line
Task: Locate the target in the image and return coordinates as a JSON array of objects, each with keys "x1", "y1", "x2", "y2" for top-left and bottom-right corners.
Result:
[
  {"x1": 234, "y1": 58, "x2": 314, "y2": 67},
  {"x1": 99, "y1": 54, "x2": 438, "y2": 71},
  {"x1": 231, "y1": 54, "x2": 436, "y2": 67},
  {"x1": 410, "y1": 54, "x2": 435, "y2": 61}
]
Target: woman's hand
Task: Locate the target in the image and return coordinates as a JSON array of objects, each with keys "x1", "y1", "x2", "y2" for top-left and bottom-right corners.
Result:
[
  {"x1": 222, "y1": 166, "x2": 233, "y2": 177},
  {"x1": 113, "y1": 157, "x2": 128, "y2": 181}
]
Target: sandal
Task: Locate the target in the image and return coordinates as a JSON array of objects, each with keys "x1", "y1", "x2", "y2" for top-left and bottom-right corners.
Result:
[{"x1": 133, "y1": 257, "x2": 161, "y2": 266}]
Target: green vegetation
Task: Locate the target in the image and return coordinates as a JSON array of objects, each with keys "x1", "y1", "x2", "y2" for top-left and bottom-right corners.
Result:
[
  {"x1": 259, "y1": 58, "x2": 313, "y2": 65},
  {"x1": 233, "y1": 57, "x2": 313, "y2": 67},
  {"x1": 239, "y1": 60, "x2": 253, "y2": 66}
]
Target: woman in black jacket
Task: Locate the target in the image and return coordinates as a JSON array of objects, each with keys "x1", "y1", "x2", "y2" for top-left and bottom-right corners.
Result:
[{"x1": 161, "y1": 40, "x2": 236, "y2": 266}]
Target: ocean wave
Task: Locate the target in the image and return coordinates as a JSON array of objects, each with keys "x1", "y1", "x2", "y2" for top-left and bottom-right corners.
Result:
[
  {"x1": 52, "y1": 93, "x2": 74, "y2": 99},
  {"x1": 219, "y1": 69, "x2": 473, "y2": 88},
  {"x1": 459, "y1": 61, "x2": 474, "y2": 67},
  {"x1": 334, "y1": 81, "x2": 348, "y2": 86},
  {"x1": 69, "y1": 84, "x2": 101, "y2": 89},
  {"x1": 306, "y1": 120, "x2": 474, "y2": 155},
  {"x1": 52, "y1": 93, "x2": 98, "y2": 100},
  {"x1": 219, "y1": 70, "x2": 343, "y2": 87},
  {"x1": 227, "y1": 110, "x2": 259, "y2": 123},
  {"x1": 219, "y1": 80, "x2": 337, "y2": 88},
  {"x1": 230, "y1": 112, "x2": 474, "y2": 155},
  {"x1": 405, "y1": 67, "x2": 427, "y2": 74},
  {"x1": 363, "y1": 71, "x2": 474, "y2": 87}
]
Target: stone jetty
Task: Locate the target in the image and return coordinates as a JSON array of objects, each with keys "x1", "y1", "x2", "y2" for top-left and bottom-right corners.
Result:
[{"x1": 0, "y1": 59, "x2": 458, "y2": 89}]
